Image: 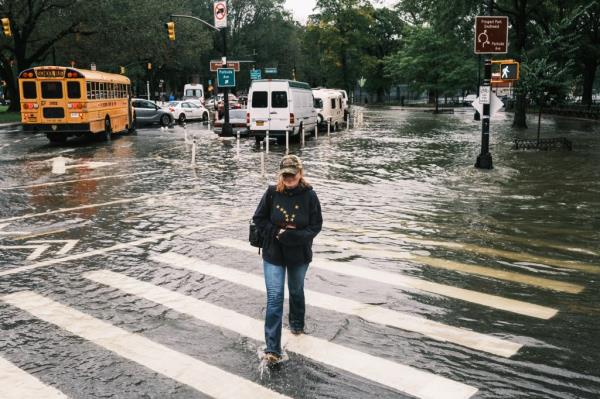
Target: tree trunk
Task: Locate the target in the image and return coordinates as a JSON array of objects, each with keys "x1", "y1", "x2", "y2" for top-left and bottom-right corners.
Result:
[
  {"x1": 537, "y1": 104, "x2": 542, "y2": 145},
  {"x1": 581, "y1": 59, "x2": 597, "y2": 106},
  {"x1": 512, "y1": 89, "x2": 528, "y2": 129},
  {"x1": 434, "y1": 91, "x2": 439, "y2": 113}
]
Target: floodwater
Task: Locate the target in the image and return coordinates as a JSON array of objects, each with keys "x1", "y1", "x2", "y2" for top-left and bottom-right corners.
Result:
[{"x1": 0, "y1": 107, "x2": 599, "y2": 399}]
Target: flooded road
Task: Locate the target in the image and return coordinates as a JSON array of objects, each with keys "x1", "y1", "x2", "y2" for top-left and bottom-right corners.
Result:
[{"x1": 0, "y1": 107, "x2": 599, "y2": 398}]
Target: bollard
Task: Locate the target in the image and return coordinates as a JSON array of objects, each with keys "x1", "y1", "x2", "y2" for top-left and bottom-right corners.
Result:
[
  {"x1": 301, "y1": 125, "x2": 305, "y2": 147},
  {"x1": 236, "y1": 131, "x2": 240, "y2": 159},
  {"x1": 191, "y1": 137, "x2": 197, "y2": 165},
  {"x1": 327, "y1": 119, "x2": 331, "y2": 136},
  {"x1": 314, "y1": 125, "x2": 318, "y2": 139},
  {"x1": 346, "y1": 117, "x2": 350, "y2": 131},
  {"x1": 260, "y1": 152, "x2": 265, "y2": 177},
  {"x1": 266, "y1": 130, "x2": 270, "y2": 154},
  {"x1": 51, "y1": 156, "x2": 67, "y2": 174},
  {"x1": 285, "y1": 130, "x2": 289, "y2": 154}
]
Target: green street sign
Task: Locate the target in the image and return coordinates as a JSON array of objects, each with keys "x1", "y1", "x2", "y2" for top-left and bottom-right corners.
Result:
[
  {"x1": 250, "y1": 69, "x2": 262, "y2": 80},
  {"x1": 265, "y1": 67, "x2": 277, "y2": 74},
  {"x1": 217, "y1": 68, "x2": 235, "y2": 87}
]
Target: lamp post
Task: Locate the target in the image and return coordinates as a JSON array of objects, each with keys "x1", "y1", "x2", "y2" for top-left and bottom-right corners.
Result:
[{"x1": 475, "y1": 0, "x2": 494, "y2": 170}]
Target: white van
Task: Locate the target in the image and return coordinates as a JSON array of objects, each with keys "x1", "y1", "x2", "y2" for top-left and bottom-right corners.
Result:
[
  {"x1": 338, "y1": 89, "x2": 349, "y2": 121},
  {"x1": 312, "y1": 88, "x2": 344, "y2": 131},
  {"x1": 248, "y1": 80, "x2": 317, "y2": 144},
  {"x1": 183, "y1": 83, "x2": 205, "y2": 105}
]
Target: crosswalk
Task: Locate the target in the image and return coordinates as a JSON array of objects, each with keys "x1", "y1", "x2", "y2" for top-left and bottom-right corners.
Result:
[{"x1": 0, "y1": 225, "x2": 595, "y2": 398}]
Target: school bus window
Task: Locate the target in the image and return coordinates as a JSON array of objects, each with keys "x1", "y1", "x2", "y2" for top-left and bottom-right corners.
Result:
[
  {"x1": 67, "y1": 81, "x2": 81, "y2": 99},
  {"x1": 22, "y1": 81, "x2": 37, "y2": 99},
  {"x1": 93, "y1": 82, "x2": 99, "y2": 99},
  {"x1": 41, "y1": 81, "x2": 63, "y2": 99}
]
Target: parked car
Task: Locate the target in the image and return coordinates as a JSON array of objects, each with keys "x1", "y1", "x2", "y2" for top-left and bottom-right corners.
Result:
[
  {"x1": 247, "y1": 79, "x2": 317, "y2": 144},
  {"x1": 213, "y1": 109, "x2": 249, "y2": 137},
  {"x1": 166, "y1": 101, "x2": 210, "y2": 124},
  {"x1": 463, "y1": 94, "x2": 477, "y2": 105},
  {"x1": 131, "y1": 98, "x2": 173, "y2": 127},
  {"x1": 312, "y1": 88, "x2": 344, "y2": 131}
]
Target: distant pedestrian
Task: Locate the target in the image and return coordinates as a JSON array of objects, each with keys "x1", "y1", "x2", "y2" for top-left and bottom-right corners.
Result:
[
  {"x1": 252, "y1": 155, "x2": 323, "y2": 366},
  {"x1": 168, "y1": 93, "x2": 175, "y2": 102}
]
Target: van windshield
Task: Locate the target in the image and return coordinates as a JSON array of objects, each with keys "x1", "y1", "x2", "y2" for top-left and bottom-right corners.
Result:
[
  {"x1": 251, "y1": 91, "x2": 268, "y2": 108},
  {"x1": 185, "y1": 89, "x2": 202, "y2": 97},
  {"x1": 314, "y1": 98, "x2": 323, "y2": 108},
  {"x1": 271, "y1": 91, "x2": 287, "y2": 108}
]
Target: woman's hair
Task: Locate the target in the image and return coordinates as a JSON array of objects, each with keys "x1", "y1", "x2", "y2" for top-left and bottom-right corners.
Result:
[{"x1": 276, "y1": 171, "x2": 311, "y2": 192}]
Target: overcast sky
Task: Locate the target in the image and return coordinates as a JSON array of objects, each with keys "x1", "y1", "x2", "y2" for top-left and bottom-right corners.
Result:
[{"x1": 284, "y1": 0, "x2": 396, "y2": 23}]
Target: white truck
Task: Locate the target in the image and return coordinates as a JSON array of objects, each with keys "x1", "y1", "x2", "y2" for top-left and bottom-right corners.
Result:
[
  {"x1": 183, "y1": 83, "x2": 205, "y2": 105},
  {"x1": 312, "y1": 88, "x2": 344, "y2": 131},
  {"x1": 247, "y1": 80, "x2": 317, "y2": 144}
]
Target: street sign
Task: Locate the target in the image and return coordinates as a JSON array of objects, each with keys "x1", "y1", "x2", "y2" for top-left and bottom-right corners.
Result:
[
  {"x1": 214, "y1": 1, "x2": 227, "y2": 29},
  {"x1": 358, "y1": 76, "x2": 367, "y2": 88},
  {"x1": 479, "y1": 86, "x2": 491, "y2": 104},
  {"x1": 217, "y1": 68, "x2": 235, "y2": 87},
  {"x1": 471, "y1": 92, "x2": 504, "y2": 118},
  {"x1": 250, "y1": 69, "x2": 262, "y2": 80},
  {"x1": 474, "y1": 16, "x2": 508, "y2": 54},
  {"x1": 210, "y1": 60, "x2": 240, "y2": 72},
  {"x1": 500, "y1": 62, "x2": 519, "y2": 80},
  {"x1": 264, "y1": 67, "x2": 277, "y2": 74}
]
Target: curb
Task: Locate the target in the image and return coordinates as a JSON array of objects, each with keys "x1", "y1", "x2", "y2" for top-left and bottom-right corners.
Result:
[{"x1": 0, "y1": 122, "x2": 21, "y2": 129}]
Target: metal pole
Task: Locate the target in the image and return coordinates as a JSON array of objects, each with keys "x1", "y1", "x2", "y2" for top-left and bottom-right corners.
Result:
[
  {"x1": 327, "y1": 119, "x2": 330, "y2": 136},
  {"x1": 191, "y1": 137, "x2": 197, "y2": 165},
  {"x1": 260, "y1": 152, "x2": 265, "y2": 177},
  {"x1": 146, "y1": 81, "x2": 150, "y2": 101},
  {"x1": 475, "y1": 54, "x2": 481, "y2": 121},
  {"x1": 266, "y1": 130, "x2": 269, "y2": 154},
  {"x1": 475, "y1": 60, "x2": 493, "y2": 169},
  {"x1": 236, "y1": 131, "x2": 240, "y2": 159},
  {"x1": 301, "y1": 125, "x2": 305, "y2": 147},
  {"x1": 222, "y1": 28, "x2": 232, "y2": 137},
  {"x1": 315, "y1": 125, "x2": 318, "y2": 139},
  {"x1": 285, "y1": 130, "x2": 289, "y2": 154}
]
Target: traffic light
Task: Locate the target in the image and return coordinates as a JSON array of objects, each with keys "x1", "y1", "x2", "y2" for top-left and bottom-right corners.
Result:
[
  {"x1": 120, "y1": 66, "x2": 125, "y2": 74},
  {"x1": 165, "y1": 22, "x2": 175, "y2": 41},
  {"x1": 147, "y1": 62, "x2": 152, "y2": 70},
  {"x1": 1, "y1": 18, "x2": 11, "y2": 37}
]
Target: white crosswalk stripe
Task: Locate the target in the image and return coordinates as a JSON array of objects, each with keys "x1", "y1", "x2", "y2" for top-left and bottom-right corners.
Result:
[
  {"x1": 82, "y1": 269, "x2": 479, "y2": 399},
  {"x1": 0, "y1": 355, "x2": 68, "y2": 399},
  {"x1": 152, "y1": 252, "x2": 522, "y2": 358},
  {"x1": 1, "y1": 291, "x2": 291, "y2": 399},
  {"x1": 210, "y1": 239, "x2": 560, "y2": 319}
]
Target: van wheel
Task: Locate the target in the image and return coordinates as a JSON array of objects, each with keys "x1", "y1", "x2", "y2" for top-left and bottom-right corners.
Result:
[
  {"x1": 160, "y1": 114, "x2": 170, "y2": 127},
  {"x1": 254, "y1": 136, "x2": 264, "y2": 145},
  {"x1": 202, "y1": 112, "x2": 209, "y2": 122},
  {"x1": 334, "y1": 122, "x2": 339, "y2": 132},
  {"x1": 178, "y1": 113, "x2": 186, "y2": 124}
]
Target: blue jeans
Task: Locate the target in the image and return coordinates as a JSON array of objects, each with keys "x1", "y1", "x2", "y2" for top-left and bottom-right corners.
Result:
[{"x1": 263, "y1": 260, "x2": 308, "y2": 355}]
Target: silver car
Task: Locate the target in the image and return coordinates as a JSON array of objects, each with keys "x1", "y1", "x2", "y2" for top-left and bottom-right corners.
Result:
[{"x1": 132, "y1": 99, "x2": 173, "y2": 127}]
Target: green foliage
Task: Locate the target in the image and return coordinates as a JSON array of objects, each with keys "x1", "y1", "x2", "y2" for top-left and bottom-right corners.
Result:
[{"x1": 384, "y1": 25, "x2": 476, "y2": 97}]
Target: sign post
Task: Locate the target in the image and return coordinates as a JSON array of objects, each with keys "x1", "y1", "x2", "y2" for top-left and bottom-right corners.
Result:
[
  {"x1": 217, "y1": 68, "x2": 236, "y2": 87},
  {"x1": 473, "y1": 14, "x2": 508, "y2": 170}
]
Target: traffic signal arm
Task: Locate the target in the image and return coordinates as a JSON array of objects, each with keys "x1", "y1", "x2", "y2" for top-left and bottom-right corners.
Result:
[
  {"x1": 165, "y1": 22, "x2": 175, "y2": 41},
  {"x1": 1, "y1": 18, "x2": 12, "y2": 37}
]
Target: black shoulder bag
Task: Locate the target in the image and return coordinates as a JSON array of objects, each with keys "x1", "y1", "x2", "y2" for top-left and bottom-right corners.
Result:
[{"x1": 249, "y1": 186, "x2": 275, "y2": 251}]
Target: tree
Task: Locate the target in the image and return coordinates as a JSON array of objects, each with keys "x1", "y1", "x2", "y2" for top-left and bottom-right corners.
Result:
[
  {"x1": 384, "y1": 25, "x2": 476, "y2": 112},
  {"x1": 0, "y1": 0, "x2": 92, "y2": 111}
]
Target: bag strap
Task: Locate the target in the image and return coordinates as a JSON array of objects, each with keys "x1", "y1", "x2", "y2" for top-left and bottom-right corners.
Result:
[{"x1": 258, "y1": 185, "x2": 276, "y2": 255}]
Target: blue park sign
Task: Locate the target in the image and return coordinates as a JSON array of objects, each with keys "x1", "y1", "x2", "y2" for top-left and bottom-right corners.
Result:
[
  {"x1": 250, "y1": 69, "x2": 262, "y2": 80},
  {"x1": 217, "y1": 68, "x2": 235, "y2": 87}
]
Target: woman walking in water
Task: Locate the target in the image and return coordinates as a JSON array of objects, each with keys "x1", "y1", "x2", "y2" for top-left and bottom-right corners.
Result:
[{"x1": 253, "y1": 154, "x2": 323, "y2": 365}]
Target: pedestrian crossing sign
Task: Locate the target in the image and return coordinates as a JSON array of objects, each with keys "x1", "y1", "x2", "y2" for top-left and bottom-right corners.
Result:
[{"x1": 499, "y1": 62, "x2": 519, "y2": 81}]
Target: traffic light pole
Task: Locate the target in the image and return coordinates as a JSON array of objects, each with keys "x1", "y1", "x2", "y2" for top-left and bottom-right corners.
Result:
[
  {"x1": 222, "y1": 28, "x2": 232, "y2": 136},
  {"x1": 475, "y1": 0, "x2": 494, "y2": 170},
  {"x1": 475, "y1": 59, "x2": 493, "y2": 169},
  {"x1": 169, "y1": 14, "x2": 232, "y2": 136}
]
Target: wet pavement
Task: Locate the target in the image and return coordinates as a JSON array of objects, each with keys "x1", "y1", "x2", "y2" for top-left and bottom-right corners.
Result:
[{"x1": 0, "y1": 108, "x2": 599, "y2": 398}]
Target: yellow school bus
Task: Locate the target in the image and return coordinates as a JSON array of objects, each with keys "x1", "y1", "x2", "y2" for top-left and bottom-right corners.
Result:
[{"x1": 18, "y1": 66, "x2": 135, "y2": 143}]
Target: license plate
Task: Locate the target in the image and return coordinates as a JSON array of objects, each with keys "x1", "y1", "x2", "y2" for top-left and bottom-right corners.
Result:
[
  {"x1": 256, "y1": 121, "x2": 264, "y2": 126},
  {"x1": 70, "y1": 112, "x2": 79, "y2": 118}
]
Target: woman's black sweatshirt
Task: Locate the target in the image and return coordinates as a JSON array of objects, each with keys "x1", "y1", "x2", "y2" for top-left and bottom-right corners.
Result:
[{"x1": 252, "y1": 184, "x2": 323, "y2": 267}]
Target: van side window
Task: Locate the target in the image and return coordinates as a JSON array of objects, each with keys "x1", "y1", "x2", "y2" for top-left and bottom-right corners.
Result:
[
  {"x1": 272, "y1": 91, "x2": 287, "y2": 108},
  {"x1": 331, "y1": 98, "x2": 336, "y2": 109},
  {"x1": 314, "y1": 98, "x2": 323, "y2": 108},
  {"x1": 252, "y1": 91, "x2": 268, "y2": 108}
]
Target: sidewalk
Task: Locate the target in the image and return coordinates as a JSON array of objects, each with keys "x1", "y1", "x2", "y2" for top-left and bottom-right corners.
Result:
[{"x1": 0, "y1": 121, "x2": 21, "y2": 129}]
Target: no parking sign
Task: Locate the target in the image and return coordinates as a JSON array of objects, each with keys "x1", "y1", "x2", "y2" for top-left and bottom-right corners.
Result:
[{"x1": 214, "y1": 1, "x2": 227, "y2": 29}]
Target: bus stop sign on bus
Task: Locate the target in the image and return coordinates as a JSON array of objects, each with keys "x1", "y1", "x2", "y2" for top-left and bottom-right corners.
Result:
[{"x1": 217, "y1": 68, "x2": 235, "y2": 87}]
